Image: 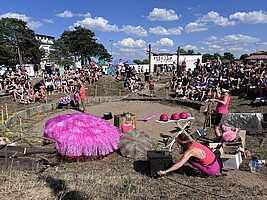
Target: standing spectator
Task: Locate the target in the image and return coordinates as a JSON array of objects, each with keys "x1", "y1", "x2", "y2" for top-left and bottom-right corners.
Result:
[
  {"x1": 77, "y1": 82, "x2": 86, "y2": 112},
  {"x1": 34, "y1": 64, "x2": 39, "y2": 78},
  {"x1": 144, "y1": 69, "x2": 150, "y2": 87},
  {"x1": 149, "y1": 74, "x2": 156, "y2": 97},
  {"x1": 210, "y1": 87, "x2": 230, "y2": 140}
]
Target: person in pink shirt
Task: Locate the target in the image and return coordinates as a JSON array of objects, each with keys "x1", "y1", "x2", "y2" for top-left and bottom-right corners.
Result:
[
  {"x1": 121, "y1": 114, "x2": 135, "y2": 133},
  {"x1": 77, "y1": 82, "x2": 86, "y2": 112},
  {"x1": 157, "y1": 133, "x2": 220, "y2": 177},
  {"x1": 210, "y1": 87, "x2": 230, "y2": 139}
]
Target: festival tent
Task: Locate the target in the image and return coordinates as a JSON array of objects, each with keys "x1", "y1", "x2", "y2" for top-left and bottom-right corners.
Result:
[
  {"x1": 97, "y1": 60, "x2": 109, "y2": 67},
  {"x1": 44, "y1": 113, "x2": 121, "y2": 158}
]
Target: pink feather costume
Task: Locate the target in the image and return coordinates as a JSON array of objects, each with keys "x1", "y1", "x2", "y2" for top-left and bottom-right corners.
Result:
[{"x1": 44, "y1": 113, "x2": 121, "y2": 157}]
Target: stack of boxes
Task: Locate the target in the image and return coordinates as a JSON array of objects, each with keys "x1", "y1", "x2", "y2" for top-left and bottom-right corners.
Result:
[{"x1": 209, "y1": 130, "x2": 246, "y2": 170}]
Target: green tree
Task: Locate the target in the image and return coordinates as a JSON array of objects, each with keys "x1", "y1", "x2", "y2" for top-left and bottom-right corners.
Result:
[
  {"x1": 179, "y1": 48, "x2": 187, "y2": 54},
  {"x1": 94, "y1": 43, "x2": 111, "y2": 61},
  {"x1": 133, "y1": 59, "x2": 143, "y2": 64},
  {"x1": 213, "y1": 53, "x2": 222, "y2": 60},
  {"x1": 202, "y1": 53, "x2": 214, "y2": 62},
  {"x1": 142, "y1": 59, "x2": 149, "y2": 64},
  {"x1": 239, "y1": 54, "x2": 249, "y2": 61},
  {"x1": 60, "y1": 26, "x2": 111, "y2": 65},
  {"x1": 0, "y1": 17, "x2": 42, "y2": 65},
  {"x1": 223, "y1": 52, "x2": 235, "y2": 61},
  {"x1": 187, "y1": 50, "x2": 195, "y2": 55},
  {"x1": 50, "y1": 39, "x2": 73, "y2": 66}
]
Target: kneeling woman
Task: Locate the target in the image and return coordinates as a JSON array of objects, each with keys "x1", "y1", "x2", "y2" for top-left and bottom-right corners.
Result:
[{"x1": 158, "y1": 133, "x2": 220, "y2": 177}]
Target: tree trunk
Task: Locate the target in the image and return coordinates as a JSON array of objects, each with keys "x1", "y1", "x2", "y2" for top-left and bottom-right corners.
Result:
[{"x1": 17, "y1": 46, "x2": 23, "y2": 65}]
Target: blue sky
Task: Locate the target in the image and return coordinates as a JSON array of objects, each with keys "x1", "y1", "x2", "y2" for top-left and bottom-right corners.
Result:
[{"x1": 1, "y1": 0, "x2": 267, "y2": 61}]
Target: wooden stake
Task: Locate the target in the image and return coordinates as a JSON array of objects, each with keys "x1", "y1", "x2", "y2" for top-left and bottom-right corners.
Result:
[
  {"x1": 1, "y1": 106, "x2": 4, "y2": 125},
  {"x1": 19, "y1": 117, "x2": 23, "y2": 138},
  {"x1": 5, "y1": 103, "x2": 8, "y2": 119}
]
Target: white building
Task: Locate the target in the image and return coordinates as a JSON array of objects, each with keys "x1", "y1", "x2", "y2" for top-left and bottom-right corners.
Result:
[
  {"x1": 35, "y1": 34, "x2": 55, "y2": 60},
  {"x1": 151, "y1": 53, "x2": 202, "y2": 72}
]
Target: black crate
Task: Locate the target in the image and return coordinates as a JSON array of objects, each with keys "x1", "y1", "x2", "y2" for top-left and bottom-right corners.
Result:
[{"x1": 147, "y1": 150, "x2": 173, "y2": 177}]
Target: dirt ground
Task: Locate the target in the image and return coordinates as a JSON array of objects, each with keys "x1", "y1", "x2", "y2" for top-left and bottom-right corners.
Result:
[{"x1": 0, "y1": 75, "x2": 267, "y2": 199}]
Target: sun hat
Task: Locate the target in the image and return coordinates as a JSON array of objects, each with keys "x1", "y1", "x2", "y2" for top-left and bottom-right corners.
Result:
[
  {"x1": 159, "y1": 114, "x2": 169, "y2": 121},
  {"x1": 171, "y1": 113, "x2": 180, "y2": 120},
  {"x1": 179, "y1": 112, "x2": 188, "y2": 119}
]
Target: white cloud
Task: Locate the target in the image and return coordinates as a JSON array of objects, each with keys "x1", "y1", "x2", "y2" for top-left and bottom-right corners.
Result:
[
  {"x1": 230, "y1": 10, "x2": 267, "y2": 24},
  {"x1": 43, "y1": 19, "x2": 54, "y2": 24},
  {"x1": 121, "y1": 25, "x2": 148, "y2": 37},
  {"x1": 56, "y1": 10, "x2": 91, "y2": 18},
  {"x1": 77, "y1": 12, "x2": 91, "y2": 18},
  {"x1": 147, "y1": 8, "x2": 179, "y2": 21},
  {"x1": 182, "y1": 45, "x2": 199, "y2": 51},
  {"x1": 185, "y1": 22, "x2": 208, "y2": 32},
  {"x1": 207, "y1": 36, "x2": 218, "y2": 41},
  {"x1": 116, "y1": 38, "x2": 146, "y2": 48},
  {"x1": 149, "y1": 26, "x2": 183, "y2": 35},
  {"x1": 72, "y1": 17, "x2": 119, "y2": 32},
  {"x1": 221, "y1": 34, "x2": 259, "y2": 44},
  {"x1": 0, "y1": 12, "x2": 42, "y2": 29},
  {"x1": 56, "y1": 10, "x2": 74, "y2": 18},
  {"x1": 200, "y1": 11, "x2": 236, "y2": 27},
  {"x1": 156, "y1": 38, "x2": 174, "y2": 46},
  {"x1": 209, "y1": 44, "x2": 223, "y2": 50},
  {"x1": 27, "y1": 21, "x2": 42, "y2": 29},
  {"x1": 0, "y1": 12, "x2": 30, "y2": 21}
]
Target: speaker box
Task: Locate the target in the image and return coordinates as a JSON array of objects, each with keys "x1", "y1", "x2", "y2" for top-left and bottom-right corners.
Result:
[{"x1": 147, "y1": 150, "x2": 173, "y2": 177}]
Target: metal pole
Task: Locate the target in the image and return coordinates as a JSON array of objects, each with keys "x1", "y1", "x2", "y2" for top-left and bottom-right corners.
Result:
[
  {"x1": 176, "y1": 46, "x2": 180, "y2": 71},
  {"x1": 149, "y1": 44, "x2": 152, "y2": 73}
]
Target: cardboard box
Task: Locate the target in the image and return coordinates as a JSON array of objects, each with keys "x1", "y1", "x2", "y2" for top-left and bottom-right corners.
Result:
[
  {"x1": 209, "y1": 144, "x2": 243, "y2": 169},
  {"x1": 221, "y1": 152, "x2": 242, "y2": 170}
]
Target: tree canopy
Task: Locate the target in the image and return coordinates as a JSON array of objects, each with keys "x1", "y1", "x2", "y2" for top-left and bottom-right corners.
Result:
[
  {"x1": 52, "y1": 26, "x2": 111, "y2": 66},
  {"x1": 0, "y1": 17, "x2": 42, "y2": 66}
]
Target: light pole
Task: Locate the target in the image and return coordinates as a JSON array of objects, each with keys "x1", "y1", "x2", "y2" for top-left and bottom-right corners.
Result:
[
  {"x1": 255, "y1": 43, "x2": 259, "y2": 52},
  {"x1": 109, "y1": 40, "x2": 113, "y2": 56}
]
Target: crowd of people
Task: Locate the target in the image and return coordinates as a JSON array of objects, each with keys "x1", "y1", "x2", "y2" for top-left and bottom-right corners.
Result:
[
  {"x1": 169, "y1": 58, "x2": 267, "y2": 102},
  {"x1": 1, "y1": 58, "x2": 266, "y2": 107},
  {"x1": 0, "y1": 63, "x2": 101, "y2": 105}
]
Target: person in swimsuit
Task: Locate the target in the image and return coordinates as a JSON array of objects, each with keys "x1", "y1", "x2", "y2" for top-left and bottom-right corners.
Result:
[{"x1": 157, "y1": 133, "x2": 220, "y2": 177}]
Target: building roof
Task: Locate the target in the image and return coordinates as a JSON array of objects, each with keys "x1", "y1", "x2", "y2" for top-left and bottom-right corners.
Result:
[{"x1": 246, "y1": 53, "x2": 267, "y2": 60}]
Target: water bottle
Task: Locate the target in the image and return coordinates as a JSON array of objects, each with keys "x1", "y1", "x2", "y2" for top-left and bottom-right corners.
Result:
[
  {"x1": 251, "y1": 157, "x2": 256, "y2": 172},
  {"x1": 255, "y1": 159, "x2": 259, "y2": 171}
]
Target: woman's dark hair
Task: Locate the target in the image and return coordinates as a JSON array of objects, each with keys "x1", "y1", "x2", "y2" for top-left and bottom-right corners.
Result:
[{"x1": 177, "y1": 133, "x2": 192, "y2": 154}]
